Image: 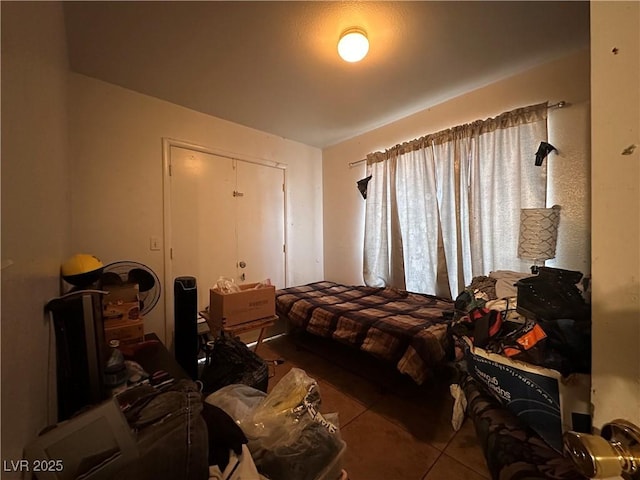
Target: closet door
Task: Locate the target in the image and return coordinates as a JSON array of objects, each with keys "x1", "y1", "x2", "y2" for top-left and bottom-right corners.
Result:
[
  {"x1": 168, "y1": 146, "x2": 286, "y2": 318},
  {"x1": 236, "y1": 161, "x2": 285, "y2": 289},
  {"x1": 169, "y1": 147, "x2": 238, "y2": 313}
]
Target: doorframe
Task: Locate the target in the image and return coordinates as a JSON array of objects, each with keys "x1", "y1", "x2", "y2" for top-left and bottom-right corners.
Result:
[{"x1": 161, "y1": 137, "x2": 288, "y2": 345}]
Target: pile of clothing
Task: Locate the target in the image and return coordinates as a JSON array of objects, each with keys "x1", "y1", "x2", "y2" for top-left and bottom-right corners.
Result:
[{"x1": 450, "y1": 268, "x2": 591, "y2": 376}]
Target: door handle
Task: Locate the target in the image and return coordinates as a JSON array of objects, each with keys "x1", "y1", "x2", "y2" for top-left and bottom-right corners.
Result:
[
  {"x1": 239, "y1": 261, "x2": 246, "y2": 269},
  {"x1": 564, "y1": 419, "x2": 640, "y2": 478}
]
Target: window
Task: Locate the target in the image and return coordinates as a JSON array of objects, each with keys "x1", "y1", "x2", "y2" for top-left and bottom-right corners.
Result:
[{"x1": 363, "y1": 103, "x2": 549, "y2": 298}]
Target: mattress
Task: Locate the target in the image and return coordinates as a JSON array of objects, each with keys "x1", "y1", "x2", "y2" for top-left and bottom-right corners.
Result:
[{"x1": 276, "y1": 281, "x2": 455, "y2": 384}]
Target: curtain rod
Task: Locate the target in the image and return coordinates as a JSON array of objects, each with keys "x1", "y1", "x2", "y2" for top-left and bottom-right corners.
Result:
[
  {"x1": 348, "y1": 100, "x2": 568, "y2": 168},
  {"x1": 348, "y1": 158, "x2": 367, "y2": 168}
]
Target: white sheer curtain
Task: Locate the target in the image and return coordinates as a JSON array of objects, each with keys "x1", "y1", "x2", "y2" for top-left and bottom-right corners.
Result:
[{"x1": 363, "y1": 103, "x2": 549, "y2": 298}]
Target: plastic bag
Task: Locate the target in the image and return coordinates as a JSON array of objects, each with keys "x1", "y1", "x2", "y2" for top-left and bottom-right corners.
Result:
[
  {"x1": 251, "y1": 368, "x2": 343, "y2": 480},
  {"x1": 252, "y1": 278, "x2": 272, "y2": 289},
  {"x1": 449, "y1": 384, "x2": 467, "y2": 431},
  {"x1": 256, "y1": 413, "x2": 343, "y2": 480},
  {"x1": 249, "y1": 368, "x2": 337, "y2": 448},
  {"x1": 215, "y1": 277, "x2": 273, "y2": 292},
  {"x1": 206, "y1": 384, "x2": 267, "y2": 427},
  {"x1": 200, "y1": 333, "x2": 269, "y2": 395},
  {"x1": 205, "y1": 368, "x2": 344, "y2": 480},
  {"x1": 216, "y1": 276, "x2": 241, "y2": 294}
]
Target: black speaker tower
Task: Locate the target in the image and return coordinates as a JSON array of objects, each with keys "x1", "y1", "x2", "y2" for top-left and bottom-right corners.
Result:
[{"x1": 174, "y1": 276, "x2": 198, "y2": 380}]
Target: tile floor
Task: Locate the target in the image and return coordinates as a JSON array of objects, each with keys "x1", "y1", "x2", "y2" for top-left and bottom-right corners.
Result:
[{"x1": 258, "y1": 333, "x2": 491, "y2": 480}]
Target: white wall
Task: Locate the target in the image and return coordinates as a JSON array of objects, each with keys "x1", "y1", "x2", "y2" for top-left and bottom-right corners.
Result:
[
  {"x1": 590, "y1": 1, "x2": 640, "y2": 429},
  {"x1": 68, "y1": 74, "x2": 324, "y2": 343},
  {"x1": 1, "y1": 2, "x2": 70, "y2": 473},
  {"x1": 323, "y1": 49, "x2": 591, "y2": 285},
  {"x1": 547, "y1": 101, "x2": 591, "y2": 274}
]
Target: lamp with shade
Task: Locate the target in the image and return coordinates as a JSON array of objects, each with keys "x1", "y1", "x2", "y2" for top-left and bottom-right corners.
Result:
[{"x1": 518, "y1": 205, "x2": 561, "y2": 274}]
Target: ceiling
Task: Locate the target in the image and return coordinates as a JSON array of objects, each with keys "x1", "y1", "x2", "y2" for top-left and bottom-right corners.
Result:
[{"x1": 63, "y1": 1, "x2": 590, "y2": 149}]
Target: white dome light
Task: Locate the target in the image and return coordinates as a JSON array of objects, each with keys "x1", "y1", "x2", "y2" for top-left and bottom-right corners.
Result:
[{"x1": 337, "y1": 28, "x2": 369, "y2": 63}]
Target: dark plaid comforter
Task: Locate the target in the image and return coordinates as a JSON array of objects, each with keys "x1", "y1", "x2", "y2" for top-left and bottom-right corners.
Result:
[{"x1": 275, "y1": 281, "x2": 455, "y2": 384}]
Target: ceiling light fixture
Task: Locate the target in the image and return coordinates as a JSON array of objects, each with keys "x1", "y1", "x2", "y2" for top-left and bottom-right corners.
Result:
[{"x1": 337, "y1": 28, "x2": 369, "y2": 63}]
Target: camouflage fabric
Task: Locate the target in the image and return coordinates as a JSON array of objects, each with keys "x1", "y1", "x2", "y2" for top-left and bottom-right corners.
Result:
[{"x1": 460, "y1": 372, "x2": 587, "y2": 480}]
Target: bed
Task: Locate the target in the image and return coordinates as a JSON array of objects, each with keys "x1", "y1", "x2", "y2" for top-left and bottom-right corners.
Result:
[{"x1": 275, "y1": 281, "x2": 455, "y2": 384}]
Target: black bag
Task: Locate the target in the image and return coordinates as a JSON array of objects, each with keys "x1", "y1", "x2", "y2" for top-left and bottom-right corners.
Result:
[
  {"x1": 489, "y1": 318, "x2": 549, "y2": 366},
  {"x1": 472, "y1": 309, "x2": 503, "y2": 349},
  {"x1": 537, "y1": 318, "x2": 591, "y2": 374},
  {"x1": 489, "y1": 316, "x2": 591, "y2": 375},
  {"x1": 516, "y1": 267, "x2": 590, "y2": 322},
  {"x1": 200, "y1": 333, "x2": 269, "y2": 395}
]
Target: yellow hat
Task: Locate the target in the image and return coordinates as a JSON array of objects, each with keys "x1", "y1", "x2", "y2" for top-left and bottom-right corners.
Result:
[{"x1": 61, "y1": 254, "x2": 104, "y2": 286}]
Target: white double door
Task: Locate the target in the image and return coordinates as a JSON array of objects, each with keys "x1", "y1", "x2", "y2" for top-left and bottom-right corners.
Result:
[{"x1": 168, "y1": 145, "x2": 286, "y2": 318}]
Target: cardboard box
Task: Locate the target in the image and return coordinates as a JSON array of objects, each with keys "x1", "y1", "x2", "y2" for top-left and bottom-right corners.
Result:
[
  {"x1": 464, "y1": 340, "x2": 591, "y2": 452},
  {"x1": 104, "y1": 317, "x2": 145, "y2": 345},
  {"x1": 103, "y1": 283, "x2": 141, "y2": 321},
  {"x1": 209, "y1": 283, "x2": 276, "y2": 331}
]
